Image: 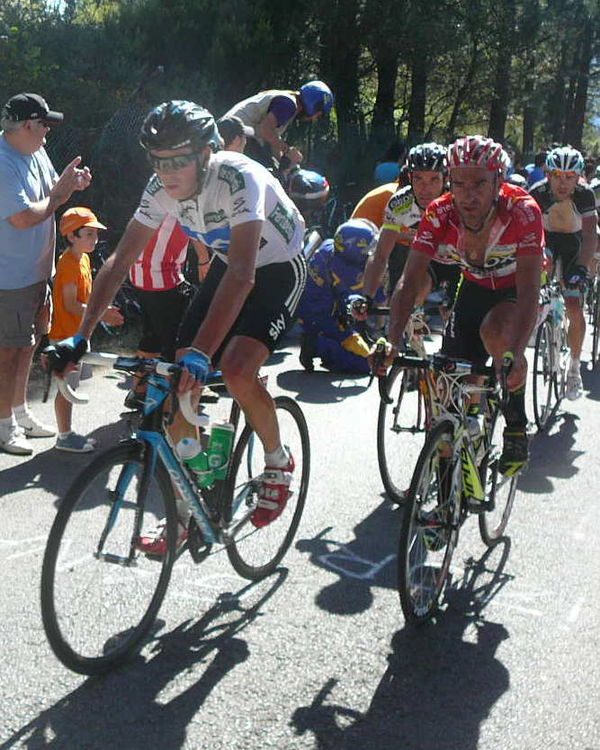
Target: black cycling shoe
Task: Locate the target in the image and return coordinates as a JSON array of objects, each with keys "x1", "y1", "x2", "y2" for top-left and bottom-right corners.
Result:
[
  {"x1": 124, "y1": 389, "x2": 145, "y2": 411},
  {"x1": 499, "y1": 429, "x2": 529, "y2": 477},
  {"x1": 299, "y1": 334, "x2": 316, "y2": 372}
]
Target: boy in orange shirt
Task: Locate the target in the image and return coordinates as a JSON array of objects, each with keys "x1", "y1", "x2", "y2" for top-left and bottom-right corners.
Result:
[{"x1": 50, "y1": 207, "x2": 123, "y2": 452}]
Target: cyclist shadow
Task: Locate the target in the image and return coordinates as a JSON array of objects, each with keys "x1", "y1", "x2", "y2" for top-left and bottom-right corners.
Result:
[
  {"x1": 291, "y1": 542, "x2": 513, "y2": 750},
  {"x1": 1, "y1": 570, "x2": 287, "y2": 750},
  {"x1": 580, "y1": 361, "x2": 600, "y2": 401},
  {"x1": 277, "y1": 369, "x2": 369, "y2": 404},
  {"x1": 0, "y1": 419, "x2": 131, "y2": 505},
  {"x1": 519, "y1": 412, "x2": 583, "y2": 493},
  {"x1": 296, "y1": 500, "x2": 400, "y2": 615}
]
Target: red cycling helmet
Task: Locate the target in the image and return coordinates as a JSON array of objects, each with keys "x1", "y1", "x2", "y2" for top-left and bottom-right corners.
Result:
[{"x1": 448, "y1": 135, "x2": 507, "y2": 175}]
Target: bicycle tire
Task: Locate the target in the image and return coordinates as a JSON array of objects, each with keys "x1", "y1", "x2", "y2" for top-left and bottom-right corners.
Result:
[
  {"x1": 41, "y1": 441, "x2": 177, "y2": 675},
  {"x1": 532, "y1": 318, "x2": 557, "y2": 431},
  {"x1": 478, "y1": 401, "x2": 518, "y2": 546},
  {"x1": 377, "y1": 365, "x2": 429, "y2": 504},
  {"x1": 397, "y1": 419, "x2": 459, "y2": 624},
  {"x1": 225, "y1": 396, "x2": 310, "y2": 580},
  {"x1": 554, "y1": 316, "x2": 569, "y2": 402}
]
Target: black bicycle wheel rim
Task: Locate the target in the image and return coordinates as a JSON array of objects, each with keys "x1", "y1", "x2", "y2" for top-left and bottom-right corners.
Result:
[
  {"x1": 532, "y1": 319, "x2": 557, "y2": 431},
  {"x1": 592, "y1": 281, "x2": 600, "y2": 367},
  {"x1": 225, "y1": 396, "x2": 310, "y2": 580},
  {"x1": 377, "y1": 365, "x2": 427, "y2": 503},
  {"x1": 397, "y1": 420, "x2": 458, "y2": 624},
  {"x1": 40, "y1": 441, "x2": 177, "y2": 675}
]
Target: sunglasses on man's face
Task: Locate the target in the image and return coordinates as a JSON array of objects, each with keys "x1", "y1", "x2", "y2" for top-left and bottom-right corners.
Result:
[
  {"x1": 549, "y1": 169, "x2": 578, "y2": 179},
  {"x1": 147, "y1": 151, "x2": 200, "y2": 173}
]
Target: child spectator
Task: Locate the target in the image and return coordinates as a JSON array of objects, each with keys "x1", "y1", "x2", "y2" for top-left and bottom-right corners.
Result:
[{"x1": 49, "y1": 207, "x2": 123, "y2": 452}]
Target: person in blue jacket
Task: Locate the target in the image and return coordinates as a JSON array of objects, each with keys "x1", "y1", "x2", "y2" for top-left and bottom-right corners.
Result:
[{"x1": 296, "y1": 218, "x2": 379, "y2": 374}]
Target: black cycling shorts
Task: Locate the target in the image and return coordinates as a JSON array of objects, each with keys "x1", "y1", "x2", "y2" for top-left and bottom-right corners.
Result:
[
  {"x1": 388, "y1": 244, "x2": 460, "y2": 302},
  {"x1": 441, "y1": 280, "x2": 517, "y2": 365},
  {"x1": 545, "y1": 231, "x2": 581, "y2": 279},
  {"x1": 135, "y1": 282, "x2": 194, "y2": 361},
  {"x1": 177, "y1": 254, "x2": 307, "y2": 362}
]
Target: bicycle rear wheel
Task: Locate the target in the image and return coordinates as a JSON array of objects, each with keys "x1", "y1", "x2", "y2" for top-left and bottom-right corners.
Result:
[
  {"x1": 397, "y1": 419, "x2": 459, "y2": 624},
  {"x1": 591, "y1": 279, "x2": 600, "y2": 368},
  {"x1": 41, "y1": 442, "x2": 177, "y2": 675},
  {"x1": 532, "y1": 318, "x2": 558, "y2": 431},
  {"x1": 377, "y1": 364, "x2": 429, "y2": 503},
  {"x1": 225, "y1": 396, "x2": 310, "y2": 580},
  {"x1": 478, "y1": 403, "x2": 518, "y2": 546}
]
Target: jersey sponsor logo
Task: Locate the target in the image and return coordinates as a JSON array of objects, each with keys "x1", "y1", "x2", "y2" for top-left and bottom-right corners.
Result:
[
  {"x1": 268, "y1": 202, "x2": 295, "y2": 243},
  {"x1": 146, "y1": 174, "x2": 162, "y2": 197},
  {"x1": 204, "y1": 209, "x2": 227, "y2": 224},
  {"x1": 218, "y1": 164, "x2": 245, "y2": 194},
  {"x1": 268, "y1": 312, "x2": 287, "y2": 340},
  {"x1": 232, "y1": 196, "x2": 250, "y2": 217}
]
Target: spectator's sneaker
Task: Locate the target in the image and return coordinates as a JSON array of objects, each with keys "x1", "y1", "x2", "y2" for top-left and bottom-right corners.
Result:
[
  {"x1": 418, "y1": 506, "x2": 449, "y2": 552},
  {"x1": 299, "y1": 335, "x2": 316, "y2": 372},
  {"x1": 251, "y1": 454, "x2": 295, "y2": 528},
  {"x1": 0, "y1": 424, "x2": 33, "y2": 455},
  {"x1": 499, "y1": 429, "x2": 529, "y2": 477},
  {"x1": 55, "y1": 432, "x2": 95, "y2": 453},
  {"x1": 16, "y1": 413, "x2": 56, "y2": 438},
  {"x1": 135, "y1": 519, "x2": 188, "y2": 557},
  {"x1": 566, "y1": 371, "x2": 583, "y2": 401}
]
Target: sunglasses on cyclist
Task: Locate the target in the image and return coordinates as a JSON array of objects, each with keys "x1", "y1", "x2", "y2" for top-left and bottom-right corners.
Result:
[
  {"x1": 147, "y1": 151, "x2": 200, "y2": 173},
  {"x1": 549, "y1": 169, "x2": 578, "y2": 178}
]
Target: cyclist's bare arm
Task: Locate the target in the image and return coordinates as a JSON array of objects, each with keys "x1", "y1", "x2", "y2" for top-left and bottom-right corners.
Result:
[
  {"x1": 187, "y1": 220, "x2": 262, "y2": 359},
  {"x1": 256, "y1": 113, "x2": 299, "y2": 161},
  {"x1": 79, "y1": 218, "x2": 156, "y2": 338},
  {"x1": 362, "y1": 227, "x2": 400, "y2": 299},
  {"x1": 387, "y1": 250, "x2": 432, "y2": 352},
  {"x1": 581, "y1": 214, "x2": 598, "y2": 269}
]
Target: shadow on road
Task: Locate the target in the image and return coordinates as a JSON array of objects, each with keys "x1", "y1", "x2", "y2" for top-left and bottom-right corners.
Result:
[
  {"x1": 291, "y1": 542, "x2": 513, "y2": 750},
  {"x1": 296, "y1": 500, "x2": 400, "y2": 615},
  {"x1": 277, "y1": 369, "x2": 369, "y2": 404},
  {"x1": 0, "y1": 570, "x2": 287, "y2": 750}
]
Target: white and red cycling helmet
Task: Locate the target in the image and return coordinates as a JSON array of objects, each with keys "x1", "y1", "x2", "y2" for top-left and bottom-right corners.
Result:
[{"x1": 448, "y1": 135, "x2": 508, "y2": 176}]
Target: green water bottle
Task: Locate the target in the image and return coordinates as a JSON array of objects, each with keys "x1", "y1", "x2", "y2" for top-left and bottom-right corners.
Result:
[
  {"x1": 176, "y1": 437, "x2": 213, "y2": 489},
  {"x1": 207, "y1": 421, "x2": 235, "y2": 481}
]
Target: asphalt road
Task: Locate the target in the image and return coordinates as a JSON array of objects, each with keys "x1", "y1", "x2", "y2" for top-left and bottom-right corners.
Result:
[{"x1": 1, "y1": 330, "x2": 599, "y2": 750}]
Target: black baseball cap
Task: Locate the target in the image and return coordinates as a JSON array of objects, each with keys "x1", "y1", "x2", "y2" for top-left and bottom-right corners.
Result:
[
  {"x1": 217, "y1": 116, "x2": 253, "y2": 145},
  {"x1": 2, "y1": 93, "x2": 64, "y2": 124}
]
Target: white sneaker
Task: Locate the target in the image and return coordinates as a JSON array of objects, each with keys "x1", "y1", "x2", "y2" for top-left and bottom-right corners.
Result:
[
  {"x1": 0, "y1": 424, "x2": 33, "y2": 455},
  {"x1": 16, "y1": 413, "x2": 56, "y2": 438},
  {"x1": 566, "y1": 371, "x2": 583, "y2": 401}
]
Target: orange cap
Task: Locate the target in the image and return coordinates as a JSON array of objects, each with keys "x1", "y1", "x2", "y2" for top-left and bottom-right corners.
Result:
[{"x1": 59, "y1": 207, "x2": 107, "y2": 236}]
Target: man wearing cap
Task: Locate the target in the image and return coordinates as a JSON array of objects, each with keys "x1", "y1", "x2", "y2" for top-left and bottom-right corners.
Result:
[
  {"x1": 222, "y1": 81, "x2": 334, "y2": 171},
  {"x1": 0, "y1": 92, "x2": 92, "y2": 455}
]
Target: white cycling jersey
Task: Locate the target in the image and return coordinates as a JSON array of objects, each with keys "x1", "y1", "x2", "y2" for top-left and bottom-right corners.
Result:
[
  {"x1": 134, "y1": 151, "x2": 305, "y2": 267},
  {"x1": 382, "y1": 184, "x2": 426, "y2": 242}
]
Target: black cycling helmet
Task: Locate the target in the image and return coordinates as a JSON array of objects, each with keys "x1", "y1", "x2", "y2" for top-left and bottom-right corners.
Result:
[
  {"x1": 139, "y1": 100, "x2": 222, "y2": 153},
  {"x1": 408, "y1": 142, "x2": 448, "y2": 173}
]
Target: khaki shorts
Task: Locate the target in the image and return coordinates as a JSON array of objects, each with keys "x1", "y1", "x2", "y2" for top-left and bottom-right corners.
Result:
[{"x1": 0, "y1": 281, "x2": 50, "y2": 348}]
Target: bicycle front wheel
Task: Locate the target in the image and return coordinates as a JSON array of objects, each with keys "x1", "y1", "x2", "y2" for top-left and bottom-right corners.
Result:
[
  {"x1": 478, "y1": 405, "x2": 518, "y2": 546},
  {"x1": 41, "y1": 441, "x2": 177, "y2": 675},
  {"x1": 532, "y1": 318, "x2": 557, "y2": 431},
  {"x1": 397, "y1": 419, "x2": 459, "y2": 624},
  {"x1": 225, "y1": 396, "x2": 310, "y2": 580},
  {"x1": 377, "y1": 365, "x2": 429, "y2": 503},
  {"x1": 591, "y1": 279, "x2": 600, "y2": 368}
]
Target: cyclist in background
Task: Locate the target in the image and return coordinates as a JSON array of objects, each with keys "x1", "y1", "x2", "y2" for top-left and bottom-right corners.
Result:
[
  {"x1": 223, "y1": 81, "x2": 334, "y2": 171},
  {"x1": 529, "y1": 146, "x2": 598, "y2": 399},
  {"x1": 379, "y1": 136, "x2": 544, "y2": 476},
  {"x1": 49, "y1": 100, "x2": 307, "y2": 553},
  {"x1": 358, "y1": 142, "x2": 457, "y2": 306}
]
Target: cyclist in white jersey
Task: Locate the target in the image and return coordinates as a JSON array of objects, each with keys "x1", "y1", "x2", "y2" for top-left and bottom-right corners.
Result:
[{"x1": 50, "y1": 100, "x2": 307, "y2": 553}]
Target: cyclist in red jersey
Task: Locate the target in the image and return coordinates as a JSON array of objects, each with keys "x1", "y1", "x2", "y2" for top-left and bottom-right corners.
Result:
[{"x1": 383, "y1": 135, "x2": 544, "y2": 475}]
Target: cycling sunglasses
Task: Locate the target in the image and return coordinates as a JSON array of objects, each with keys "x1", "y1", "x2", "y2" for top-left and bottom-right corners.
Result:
[
  {"x1": 549, "y1": 169, "x2": 579, "y2": 178},
  {"x1": 147, "y1": 151, "x2": 200, "y2": 173}
]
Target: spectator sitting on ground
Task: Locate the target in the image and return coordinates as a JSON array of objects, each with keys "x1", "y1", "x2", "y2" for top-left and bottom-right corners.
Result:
[{"x1": 217, "y1": 115, "x2": 254, "y2": 154}]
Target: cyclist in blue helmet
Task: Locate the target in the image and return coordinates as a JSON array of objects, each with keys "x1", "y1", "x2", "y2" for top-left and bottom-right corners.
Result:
[{"x1": 223, "y1": 81, "x2": 334, "y2": 172}]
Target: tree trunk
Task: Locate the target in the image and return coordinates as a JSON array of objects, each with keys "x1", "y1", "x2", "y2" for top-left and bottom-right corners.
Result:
[
  {"x1": 370, "y1": 51, "x2": 400, "y2": 150},
  {"x1": 565, "y1": 23, "x2": 593, "y2": 148},
  {"x1": 407, "y1": 50, "x2": 427, "y2": 146},
  {"x1": 487, "y1": 0, "x2": 515, "y2": 142},
  {"x1": 445, "y1": 40, "x2": 480, "y2": 141}
]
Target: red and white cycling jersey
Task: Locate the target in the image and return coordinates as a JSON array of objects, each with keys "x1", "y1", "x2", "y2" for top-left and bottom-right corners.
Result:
[
  {"x1": 129, "y1": 215, "x2": 189, "y2": 291},
  {"x1": 412, "y1": 183, "x2": 544, "y2": 289}
]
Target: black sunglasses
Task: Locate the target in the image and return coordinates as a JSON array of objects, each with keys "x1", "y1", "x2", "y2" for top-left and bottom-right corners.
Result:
[{"x1": 147, "y1": 151, "x2": 200, "y2": 173}]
